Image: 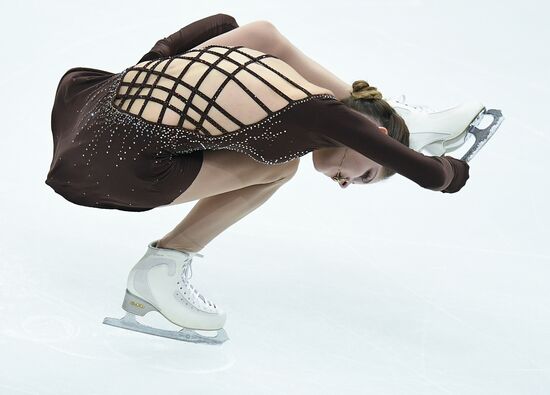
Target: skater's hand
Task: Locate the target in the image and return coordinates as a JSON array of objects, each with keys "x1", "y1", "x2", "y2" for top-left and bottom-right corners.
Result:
[{"x1": 440, "y1": 156, "x2": 470, "y2": 193}]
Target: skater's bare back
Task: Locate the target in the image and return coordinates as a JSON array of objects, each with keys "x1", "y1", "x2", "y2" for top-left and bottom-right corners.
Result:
[{"x1": 116, "y1": 45, "x2": 333, "y2": 135}]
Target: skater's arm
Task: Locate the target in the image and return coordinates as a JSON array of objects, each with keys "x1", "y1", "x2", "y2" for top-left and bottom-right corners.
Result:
[
  {"x1": 306, "y1": 98, "x2": 470, "y2": 193},
  {"x1": 195, "y1": 20, "x2": 352, "y2": 100},
  {"x1": 139, "y1": 13, "x2": 239, "y2": 62}
]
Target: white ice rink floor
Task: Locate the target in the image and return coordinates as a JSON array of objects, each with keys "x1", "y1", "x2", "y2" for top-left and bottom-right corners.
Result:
[{"x1": 2, "y1": 1, "x2": 549, "y2": 394}]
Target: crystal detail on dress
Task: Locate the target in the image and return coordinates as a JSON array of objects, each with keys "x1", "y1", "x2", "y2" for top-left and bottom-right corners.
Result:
[{"x1": 72, "y1": 44, "x2": 338, "y2": 166}]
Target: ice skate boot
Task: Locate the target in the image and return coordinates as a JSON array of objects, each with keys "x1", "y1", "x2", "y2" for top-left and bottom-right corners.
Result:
[
  {"x1": 387, "y1": 96, "x2": 504, "y2": 162},
  {"x1": 103, "y1": 240, "x2": 228, "y2": 345}
]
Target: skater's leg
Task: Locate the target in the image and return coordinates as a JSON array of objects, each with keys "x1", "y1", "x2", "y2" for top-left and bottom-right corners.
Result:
[
  {"x1": 169, "y1": 149, "x2": 299, "y2": 203},
  {"x1": 273, "y1": 27, "x2": 352, "y2": 100},
  {"x1": 157, "y1": 149, "x2": 300, "y2": 252},
  {"x1": 197, "y1": 20, "x2": 352, "y2": 100},
  {"x1": 157, "y1": 173, "x2": 296, "y2": 253}
]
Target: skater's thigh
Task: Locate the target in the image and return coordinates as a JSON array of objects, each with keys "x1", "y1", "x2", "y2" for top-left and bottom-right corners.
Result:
[
  {"x1": 168, "y1": 149, "x2": 299, "y2": 205},
  {"x1": 193, "y1": 21, "x2": 283, "y2": 54}
]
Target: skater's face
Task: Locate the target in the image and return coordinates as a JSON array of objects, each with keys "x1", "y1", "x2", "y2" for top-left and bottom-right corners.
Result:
[
  {"x1": 316, "y1": 126, "x2": 388, "y2": 189},
  {"x1": 331, "y1": 155, "x2": 385, "y2": 188}
]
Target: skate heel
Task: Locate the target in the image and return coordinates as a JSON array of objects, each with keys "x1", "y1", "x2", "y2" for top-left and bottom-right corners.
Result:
[
  {"x1": 422, "y1": 132, "x2": 469, "y2": 156},
  {"x1": 122, "y1": 290, "x2": 157, "y2": 316},
  {"x1": 423, "y1": 140, "x2": 446, "y2": 156}
]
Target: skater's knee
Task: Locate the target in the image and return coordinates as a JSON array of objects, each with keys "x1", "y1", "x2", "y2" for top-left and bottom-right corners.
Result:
[
  {"x1": 264, "y1": 157, "x2": 300, "y2": 183},
  {"x1": 202, "y1": 149, "x2": 298, "y2": 185},
  {"x1": 284, "y1": 157, "x2": 300, "y2": 178},
  {"x1": 244, "y1": 20, "x2": 286, "y2": 56},
  {"x1": 196, "y1": 20, "x2": 284, "y2": 57}
]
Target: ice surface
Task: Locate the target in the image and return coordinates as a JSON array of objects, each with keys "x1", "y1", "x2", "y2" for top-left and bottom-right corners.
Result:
[{"x1": 1, "y1": 0, "x2": 549, "y2": 394}]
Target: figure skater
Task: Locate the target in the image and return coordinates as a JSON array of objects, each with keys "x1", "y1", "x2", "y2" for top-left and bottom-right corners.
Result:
[{"x1": 45, "y1": 14, "x2": 501, "y2": 344}]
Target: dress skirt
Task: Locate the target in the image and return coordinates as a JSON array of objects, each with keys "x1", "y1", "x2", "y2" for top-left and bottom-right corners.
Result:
[{"x1": 45, "y1": 67, "x2": 204, "y2": 212}]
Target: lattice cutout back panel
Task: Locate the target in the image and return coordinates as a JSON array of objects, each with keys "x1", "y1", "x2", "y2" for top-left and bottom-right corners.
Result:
[{"x1": 112, "y1": 45, "x2": 330, "y2": 136}]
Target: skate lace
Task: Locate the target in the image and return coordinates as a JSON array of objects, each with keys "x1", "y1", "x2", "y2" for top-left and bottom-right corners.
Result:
[
  {"x1": 392, "y1": 94, "x2": 435, "y2": 112},
  {"x1": 180, "y1": 252, "x2": 216, "y2": 308}
]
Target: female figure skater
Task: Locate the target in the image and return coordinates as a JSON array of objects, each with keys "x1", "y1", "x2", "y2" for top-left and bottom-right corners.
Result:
[{"x1": 46, "y1": 14, "x2": 480, "y2": 344}]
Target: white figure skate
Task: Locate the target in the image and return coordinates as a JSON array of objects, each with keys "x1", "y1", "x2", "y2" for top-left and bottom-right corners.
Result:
[
  {"x1": 387, "y1": 96, "x2": 504, "y2": 162},
  {"x1": 103, "y1": 240, "x2": 228, "y2": 345}
]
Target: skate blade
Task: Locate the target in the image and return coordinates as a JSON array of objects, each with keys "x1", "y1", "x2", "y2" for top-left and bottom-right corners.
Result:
[
  {"x1": 442, "y1": 108, "x2": 487, "y2": 153},
  {"x1": 460, "y1": 109, "x2": 504, "y2": 163},
  {"x1": 103, "y1": 313, "x2": 229, "y2": 345},
  {"x1": 421, "y1": 108, "x2": 487, "y2": 156}
]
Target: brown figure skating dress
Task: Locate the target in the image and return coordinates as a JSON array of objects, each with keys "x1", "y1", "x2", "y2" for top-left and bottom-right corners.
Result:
[{"x1": 45, "y1": 13, "x2": 468, "y2": 212}]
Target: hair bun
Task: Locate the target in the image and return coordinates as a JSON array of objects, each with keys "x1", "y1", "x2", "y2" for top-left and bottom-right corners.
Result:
[{"x1": 351, "y1": 80, "x2": 383, "y2": 100}]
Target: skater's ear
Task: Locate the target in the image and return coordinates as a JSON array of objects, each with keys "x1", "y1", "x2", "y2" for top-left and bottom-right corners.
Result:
[{"x1": 378, "y1": 126, "x2": 389, "y2": 135}]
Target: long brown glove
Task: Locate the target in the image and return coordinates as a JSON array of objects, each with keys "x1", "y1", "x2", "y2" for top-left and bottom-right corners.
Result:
[
  {"x1": 438, "y1": 156, "x2": 470, "y2": 193},
  {"x1": 138, "y1": 13, "x2": 239, "y2": 63}
]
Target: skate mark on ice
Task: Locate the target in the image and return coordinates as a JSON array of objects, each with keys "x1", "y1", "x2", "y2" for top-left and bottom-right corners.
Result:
[{"x1": 2, "y1": 289, "x2": 128, "y2": 362}]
